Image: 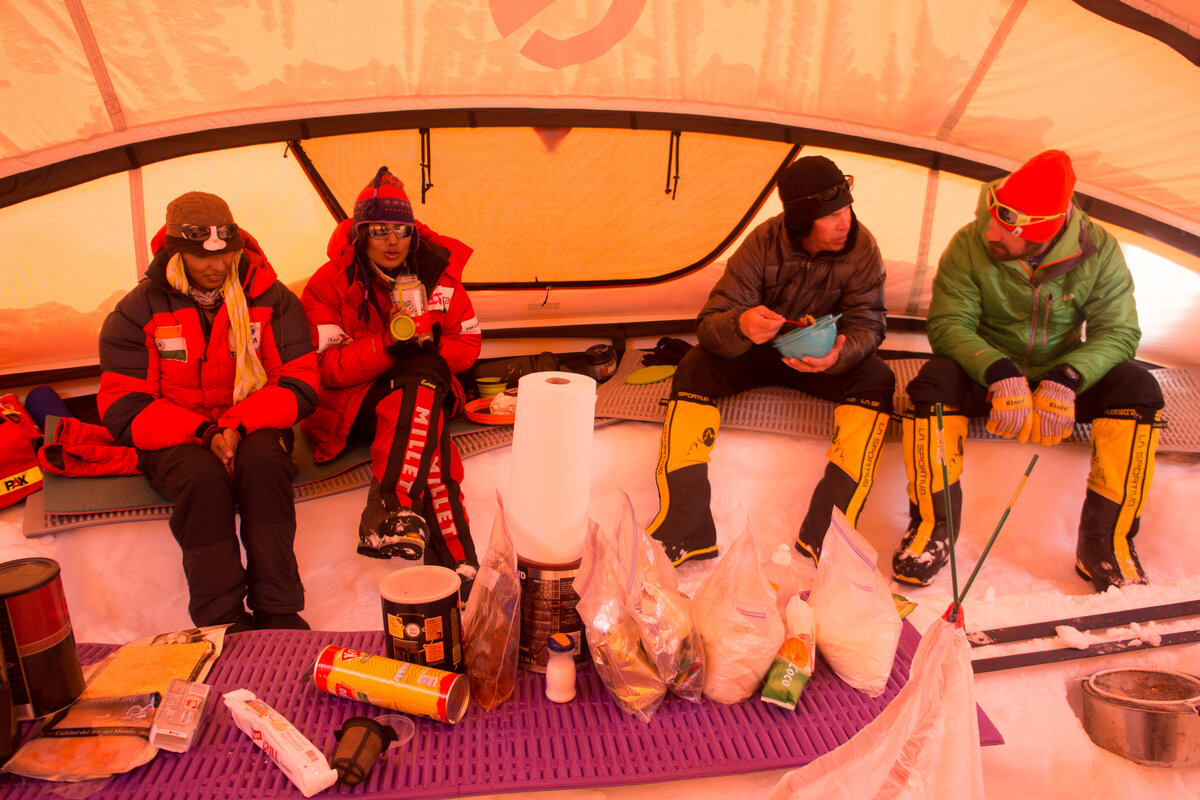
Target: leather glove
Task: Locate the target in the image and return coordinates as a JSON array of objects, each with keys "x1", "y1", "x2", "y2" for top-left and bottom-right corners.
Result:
[
  {"x1": 986, "y1": 375, "x2": 1034, "y2": 442},
  {"x1": 1030, "y1": 378, "x2": 1076, "y2": 446}
]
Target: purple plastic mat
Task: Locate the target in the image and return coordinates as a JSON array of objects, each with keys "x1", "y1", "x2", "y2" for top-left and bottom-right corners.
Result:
[{"x1": 0, "y1": 624, "x2": 1001, "y2": 799}]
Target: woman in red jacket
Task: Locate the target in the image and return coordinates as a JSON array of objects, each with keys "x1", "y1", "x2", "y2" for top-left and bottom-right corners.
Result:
[
  {"x1": 301, "y1": 167, "x2": 481, "y2": 591},
  {"x1": 99, "y1": 192, "x2": 319, "y2": 632}
]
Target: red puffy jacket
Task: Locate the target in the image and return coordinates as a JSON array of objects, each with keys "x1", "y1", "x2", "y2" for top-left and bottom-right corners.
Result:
[
  {"x1": 98, "y1": 228, "x2": 319, "y2": 450},
  {"x1": 300, "y1": 218, "x2": 481, "y2": 462}
]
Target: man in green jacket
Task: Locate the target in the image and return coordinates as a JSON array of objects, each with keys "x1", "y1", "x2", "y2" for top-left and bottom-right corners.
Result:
[{"x1": 898, "y1": 150, "x2": 1165, "y2": 591}]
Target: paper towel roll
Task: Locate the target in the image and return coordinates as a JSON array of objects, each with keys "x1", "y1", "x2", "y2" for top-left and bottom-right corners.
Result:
[{"x1": 506, "y1": 371, "x2": 597, "y2": 564}]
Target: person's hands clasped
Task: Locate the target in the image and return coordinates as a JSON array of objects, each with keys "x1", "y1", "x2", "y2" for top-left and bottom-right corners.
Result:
[
  {"x1": 783, "y1": 334, "x2": 845, "y2": 373},
  {"x1": 985, "y1": 376, "x2": 1034, "y2": 442},
  {"x1": 208, "y1": 428, "x2": 241, "y2": 477},
  {"x1": 738, "y1": 305, "x2": 786, "y2": 344},
  {"x1": 1030, "y1": 379, "x2": 1076, "y2": 446}
]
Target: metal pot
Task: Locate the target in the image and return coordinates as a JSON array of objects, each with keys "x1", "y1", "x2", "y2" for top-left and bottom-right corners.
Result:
[{"x1": 1081, "y1": 667, "x2": 1200, "y2": 767}]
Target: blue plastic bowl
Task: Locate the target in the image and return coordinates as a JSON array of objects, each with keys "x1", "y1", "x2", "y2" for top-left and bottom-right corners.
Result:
[{"x1": 772, "y1": 314, "x2": 840, "y2": 359}]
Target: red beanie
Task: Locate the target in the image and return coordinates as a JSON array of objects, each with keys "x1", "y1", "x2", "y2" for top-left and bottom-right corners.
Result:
[{"x1": 992, "y1": 150, "x2": 1076, "y2": 242}]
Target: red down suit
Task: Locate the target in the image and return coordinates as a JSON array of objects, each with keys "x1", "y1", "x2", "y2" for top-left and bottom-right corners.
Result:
[{"x1": 301, "y1": 218, "x2": 482, "y2": 570}]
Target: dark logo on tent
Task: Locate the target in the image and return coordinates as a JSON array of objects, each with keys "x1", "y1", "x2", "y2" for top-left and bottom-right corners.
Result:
[{"x1": 491, "y1": 0, "x2": 646, "y2": 68}]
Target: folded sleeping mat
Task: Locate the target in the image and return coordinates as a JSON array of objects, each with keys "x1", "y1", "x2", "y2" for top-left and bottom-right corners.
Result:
[
  {"x1": 22, "y1": 418, "x2": 520, "y2": 537},
  {"x1": 0, "y1": 625, "x2": 1001, "y2": 800}
]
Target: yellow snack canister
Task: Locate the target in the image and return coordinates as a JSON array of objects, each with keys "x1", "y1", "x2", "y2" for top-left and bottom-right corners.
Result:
[{"x1": 311, "y1": 645, "x2": 469, "y2": 724}]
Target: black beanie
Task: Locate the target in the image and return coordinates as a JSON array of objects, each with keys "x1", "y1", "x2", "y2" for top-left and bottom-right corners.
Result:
[{"x1": 778, "y1": 156, "x2": 852, "y2": 241}]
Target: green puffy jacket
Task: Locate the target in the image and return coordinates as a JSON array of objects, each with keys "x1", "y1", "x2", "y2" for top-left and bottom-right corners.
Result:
[{"x1": 927, "y1": 182, "x2": 1141, "y2": 392}]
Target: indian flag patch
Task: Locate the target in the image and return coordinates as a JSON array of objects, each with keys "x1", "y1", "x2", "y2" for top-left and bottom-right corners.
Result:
[{"x1": 155, "y1": 324, "x2": 187, "y2": 361}]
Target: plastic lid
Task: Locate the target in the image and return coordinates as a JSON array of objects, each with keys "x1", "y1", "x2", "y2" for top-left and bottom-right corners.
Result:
[
  {"x1": 374, "y1": 715, "x2": 417, "y2": 750},
  {"x1": 379, "y1": 565, "x2": 461, "y2": 604},
  {"x1": 547, "y1": 633, "x2": 574, "y2": 653}
]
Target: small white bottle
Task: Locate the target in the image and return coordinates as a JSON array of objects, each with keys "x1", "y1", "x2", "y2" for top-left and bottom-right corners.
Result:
[{"x1": 544, "y1": 633, "x2": 577, "y2": 703}]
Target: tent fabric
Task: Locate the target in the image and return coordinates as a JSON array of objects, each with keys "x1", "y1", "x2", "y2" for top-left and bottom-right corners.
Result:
[{"x1": 1, "y1": 0, "x2": 1199, "y2": 377}]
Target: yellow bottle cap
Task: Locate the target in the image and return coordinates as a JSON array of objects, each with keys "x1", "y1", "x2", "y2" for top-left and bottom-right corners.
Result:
[{"x1": 389, "y1": 314, "x2": 416, "y2": 341}]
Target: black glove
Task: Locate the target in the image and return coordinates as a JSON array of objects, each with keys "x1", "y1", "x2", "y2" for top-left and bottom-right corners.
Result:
[
  {"x1": 387, "y1": 321, "x2": 442, "y2": 359},
  {"x1": 642, "y1": 336, "x2": 693, "y2": 367},
  {"x1": 387, "y1": 337, "x2": 425, "y2": 359}
]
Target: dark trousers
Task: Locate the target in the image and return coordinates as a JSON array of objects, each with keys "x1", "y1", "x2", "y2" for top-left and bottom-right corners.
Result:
[
  {"x1": 140, "y1": 428, "x2": 303, "y2": 627},
  {"x1": 672, "y1": 343, "x2": 895, "y2": 412},
  {"x1": 905, "y1": 356, "x2": 1164, "y2": 421}
]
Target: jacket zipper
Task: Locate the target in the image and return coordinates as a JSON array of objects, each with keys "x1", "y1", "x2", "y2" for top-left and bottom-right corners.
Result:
[
  {"x1": 1042, "y1": 292, "x2": 1054, "y2": 348},
  {"x1": 1021, "y1": 282, "x2": 1040, "y2": 374}
]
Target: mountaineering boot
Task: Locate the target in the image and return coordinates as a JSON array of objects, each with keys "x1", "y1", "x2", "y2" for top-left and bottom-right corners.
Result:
[
  {"x1": 1075, "y1": 411, "x2": 1161, "y2": 591},
  {"x1": 357, "y1": 478, "x2": 389, "y2": 556},
  {"x1": 358, "y1": 477, "x2": 432, "y2": 560},
  {"x1": 647, "y1": 392, "x2": 721, "y2": 566},
  {"x1": 795, "y1": 402, "x2": 890, "y2": 563},
  {"x1": 893, "y1": 409, "x2": 966, "y2": 586}
]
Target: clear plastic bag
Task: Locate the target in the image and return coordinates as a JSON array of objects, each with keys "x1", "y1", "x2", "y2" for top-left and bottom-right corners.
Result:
[
  {"x1": 765, "y1": 618, "x2": 984, "y2": 800},
  {"x1": 692, "y1": 528, "x2": 785, "y2": 704},
  {"x1": 616, "y1": 493, "x2": 705, "y2": 702},
  {"x1": 809, "y1": 508, "x2": 900, "y2": 697},
  {"x1": 574, "y1": 519, "x2": 666, "y2": 722},
  {"x1": 461, "y1": 492, "x2": 521, "y2": 711}
]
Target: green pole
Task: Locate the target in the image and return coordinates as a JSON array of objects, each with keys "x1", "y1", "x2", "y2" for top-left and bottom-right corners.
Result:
[{"x1": 958, "y1": 453, "x2": 1039, "y2": 605}]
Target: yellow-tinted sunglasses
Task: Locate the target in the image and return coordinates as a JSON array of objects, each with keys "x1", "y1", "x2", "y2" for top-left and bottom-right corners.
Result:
[{"x1": 987, "y1": 185, "x2": 1065, "y2": 227}]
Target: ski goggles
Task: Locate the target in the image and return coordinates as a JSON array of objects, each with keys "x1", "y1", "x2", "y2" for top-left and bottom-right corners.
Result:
[
  {"x1": 793, "y1": 175, "x2": 853, "y2": 202},
  {"x1": 365, "y1": 223, "x2": 415, "y2": 240},
  {"x1": 168, "y1": 223, "x2": 239, "y2": 241},
  {"x1": 987, "y1": 185, "x2": 1066, "y2": 227}
]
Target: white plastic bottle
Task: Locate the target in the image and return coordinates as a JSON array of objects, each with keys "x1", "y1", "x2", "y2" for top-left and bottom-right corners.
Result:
[{"x1": 544, "y1": 633, "x2": 577, "y2": 703}]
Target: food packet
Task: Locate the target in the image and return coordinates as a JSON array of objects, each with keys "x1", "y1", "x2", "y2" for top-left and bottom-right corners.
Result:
[
  {"x1": 760, "y1": 595, "x2": 817, "y2": 710},
  {"x1": 4, "y1": 625, "x2": 230, "y2": 782},
  {"x1": 574, "y1": 520, "x2": 666, "y2": 722},
  {"x1": 4, "y1": 693, "x2": 160, "y2": 782},
  {"x1": 615, "y1": 493, "x2": 705, "y2": 701},
  {"x1": 692, "y1": 528, "x2": 786, "y2": 704},
  {"x1": 809, "y1": 508, "x2": 901, "y2": 697},
  {"x1": 461, "y1": 492, "x2": 521, "y2": 711}
]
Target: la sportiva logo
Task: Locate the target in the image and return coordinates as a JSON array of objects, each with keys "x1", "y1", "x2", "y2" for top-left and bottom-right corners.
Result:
[{"x1": 491, "y1": 0, "x2": 646, "y2": 68}]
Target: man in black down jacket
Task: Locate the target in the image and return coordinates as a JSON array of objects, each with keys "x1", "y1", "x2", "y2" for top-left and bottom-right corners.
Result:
[{"x1": 649, "y1": 156, "x2": 894, "y2": 566}]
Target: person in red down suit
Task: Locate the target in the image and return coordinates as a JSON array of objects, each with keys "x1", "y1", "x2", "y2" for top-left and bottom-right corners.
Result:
[
  {"x1": 301, "y1": 166, "x2": 482, "y2": 595},
  {"x1": 99, "y1": 192, "x2": 319, "y2": 633}
]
